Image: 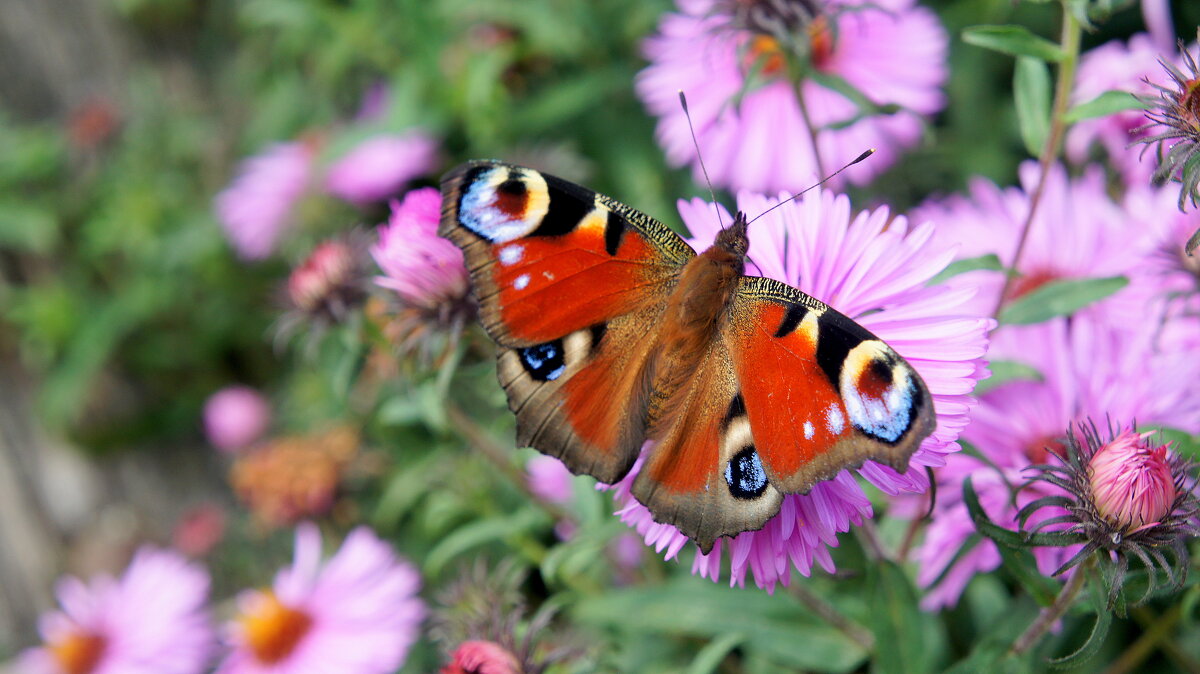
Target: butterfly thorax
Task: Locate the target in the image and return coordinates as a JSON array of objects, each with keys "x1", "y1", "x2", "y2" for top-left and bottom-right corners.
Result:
[{"x1": 647, "y1": 213, "x2": 751, "y2": 427}]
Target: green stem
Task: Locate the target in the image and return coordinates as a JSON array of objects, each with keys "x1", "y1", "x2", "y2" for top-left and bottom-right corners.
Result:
[
  {"x1": 992, "y1": 5, "x2": 1083, "y2": 318},
  {"x1": 794, "y1": 79, "x2": 828, "y2": 179},
  {"x1": 789, "y1": 584, "x2": 876, "y2": 651},
  {"x1": 1011, "y1": 558, "x2": 1091, "y2": 656}
]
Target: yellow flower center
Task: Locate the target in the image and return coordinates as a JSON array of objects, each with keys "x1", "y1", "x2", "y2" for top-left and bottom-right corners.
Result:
[
  {"x1": 48, "y1": 630, "x2": 106, "y2": 674},
  {"x1": 807, "y1": 16, "x2": 834, "y2": 70},
  {"x1": 747, "y1": 35, "x2": 787, "y2": 77},
  {"x1": 239, "y1": 591, "x2": 313, "y2": 664}
]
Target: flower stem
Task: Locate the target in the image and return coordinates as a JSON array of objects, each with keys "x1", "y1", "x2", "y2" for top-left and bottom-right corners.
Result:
[
  {"x1": 789, "y1": 584, "x2": 876, "y2": 651},
  {"x1": 445, "y1": 403, "x2": 579, "y2": 528},
  {"x1": 794, "y1": 80, "x2": 828, "y2": 179},
  {"x1": 1011, "y1": 559, "x2": 1090, "y2": 656},
  {"x1": 991, "y1": 4, "x2": 1083, "y2": 318}
]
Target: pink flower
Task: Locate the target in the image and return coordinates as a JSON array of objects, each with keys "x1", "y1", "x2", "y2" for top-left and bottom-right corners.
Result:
[
  {"x1": 1089, "y1": 428, "x2": 1177, "y2": 533},
  {"x1": 18, "y1": 548, "x2": 215, "y2": 674},
  {"x1": 217, "y1": 523, "x2": 425, "y2": 674},
  {"x1": 372, "y1": 187, "x2": 470, "y2": 309},
  {"x1": 917, "y1": 318, "x2": 1200, "y2": 609},
  {"x1": 440, "y1": 641, "x2": 520, "y2": 674},
  {"x1": 637, "y1": 0, "x2": 948, "y2": 193},
  {"x1": 204, "y1": 386, "x2": 271, "y2": 454},
  {"x1": 326, "y1": 132, "x2": 438, "y2": 205},
  {"x1": 1067, "y1": 34, "x2": 1178, "y2": 183},
  {"x1": 915, "y1": 161, "x2": 1154, "y2": 320},
  {"x1": 172, "y1": 503, "x2": 227, "y2": 558},
  {"x1": 216, "y1": 142, "x2": 314, "y2": 260},
  {"x1": 606, "y1": 188, "x2": 993, "y2": 591},
  {"x1": 526, "y1": 455, "x2": 576, "y2": 505}
]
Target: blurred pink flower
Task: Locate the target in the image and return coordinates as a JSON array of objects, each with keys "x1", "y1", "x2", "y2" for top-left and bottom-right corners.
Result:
[
  {"x1": 1089, "y1": 428, "x2": 1177, "y2": 533},
  {"x1": 217, "y1": 523, "x2": 424, "y2": 674},
  {"x1": 372, "y1": 187, "x2": 470, "y2": 309},
  {"x1": 917, "y1": 318, "x2": 1200, "y2": 609},
  {"x1": 204, "y1": 386, "x2": 271, "y2": 454},
  {"x1": 637, "y1": 0, "x2": 947, "y2": 193},
  {"x1": 326, "y1": 132, "x2": 438, "y2": 204},
  {"x1": 606, "y1": 188, "x2": 993, "y2": 591},
  {"x1": 915, "y1": 161, "x2": 1155, "y2": 320},
  {"x1": 440, "y1": 641, "x2": 520, "y2": 674},
  {"x1": 1122, "y1": 184, "x2": 1200, "y2": 317},
  {"x1": 526, "y1": 454, "x2": 575, "y2": 505},
  {"x1": 1067, "y1": 34, "x2": 1177, "y2": 183},
  {"x1": 18, "y1": 548, "x2": 215, "y2": 674},
  {"x1": 216, "y1": 142, "x2": 314, "y2": 260}
]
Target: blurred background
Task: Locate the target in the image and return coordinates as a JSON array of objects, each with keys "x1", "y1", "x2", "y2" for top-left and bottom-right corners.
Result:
[{"x1": 2, "y1": 0, "x2": 1199, "y2": 670}]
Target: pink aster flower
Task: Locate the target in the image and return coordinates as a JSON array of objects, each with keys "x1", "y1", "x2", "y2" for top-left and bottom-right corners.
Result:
[
  {"x1": 217, "y1": 523, "x2": 425, "y2": 674},
  {"x1": 440, "y1": 641, "x2": 520, "y2": 674},
  {"x1": 915, "y1": 161, "x2": 1155, "y2": 321},
  {"x1": 204, "y1": 385, "x2": 272, "y2": 454},
  {"x1": 637, "y1": 0, "x2": 948, "y2": 193},
  {"x1": 606, "y1": 187, "x2": 993, "y2": 591},
  {"x1": 1067, "y1": 33, "x2": 1178, "y2": 183},
  {"x1": 326, "y1": 132, "x2": 438, "y2": 205},
  {"x1": 1089, "y1": 427, "x2": 1177, "y2": 533},
  {"x1": 917, "y1": 318, "x2": 1200, "y2": 609},
  {"x1": 216, "y1": 142, "x2": 314, "y2": 260},
  {"x1": 18, "y1": 547, "x2": 215, "y2": 674},
  {"x1": 1122, "y1": 184, "x2": 1200, "y2": 317},
  {"x1": 372, "y1": 187, "x2": 470, "y2": 310},
  {"x1": 526, "y1": 454, "x2": 576, "y2": 505}
]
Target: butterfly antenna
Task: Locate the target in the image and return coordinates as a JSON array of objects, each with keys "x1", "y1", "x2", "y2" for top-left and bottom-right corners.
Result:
[
  {"x1": 745, "y1": 148, "x2": 875, "y2": 227},
  {"x1": 679, "y1": 90, "x2": 726, "y2": 231}
]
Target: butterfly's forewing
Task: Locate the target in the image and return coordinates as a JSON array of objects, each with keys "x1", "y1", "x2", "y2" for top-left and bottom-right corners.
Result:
[
  {"x1": 439, "y1": 161, "x2": 694, "y2": 482},
  {"x1": 632, "y1": 276, "x2": 934, "y2": 552}
]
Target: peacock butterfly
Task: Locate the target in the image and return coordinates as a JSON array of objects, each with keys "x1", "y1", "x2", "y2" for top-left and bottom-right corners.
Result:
[{"x1": 438, "y1": 161, "x2": 935, "y2": 553}]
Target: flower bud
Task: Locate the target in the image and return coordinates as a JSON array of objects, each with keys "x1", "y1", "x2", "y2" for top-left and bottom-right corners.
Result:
[{"x1": 1088, "y1": 429, "x2": 1176, "y2": 533}]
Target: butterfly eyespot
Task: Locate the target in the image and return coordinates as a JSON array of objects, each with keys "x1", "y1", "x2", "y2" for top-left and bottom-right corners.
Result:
[
  {"x1": 458, "y1": 167, "x2": 550, "y2": 243},
  {"x1": 840, "y1": 342, "x2": 919, "y2": 443},
  {"x1": 519, "y1": 340, "x2": 566, "y2": 381},
  {"x1": 724, "y1": 446, "x2": 768, "y2": 500}
]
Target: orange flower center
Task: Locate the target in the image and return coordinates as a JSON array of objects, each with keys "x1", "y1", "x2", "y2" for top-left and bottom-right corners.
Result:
[
  {"x1": 49, "y1": 631, "x2": 106, "y2": 674},
  {"x1": 240, "y1": 591, "x2": 313, "y2": 664},
  {"x1": 1006, "y1": 269, "x2": 1059, "y2": 302},
  {"x1": 808, "y1": 16, "x2": 834, "y2": 70},
  {"x1": 746, "y1": 35, "x2": 787, "y2": 77}
]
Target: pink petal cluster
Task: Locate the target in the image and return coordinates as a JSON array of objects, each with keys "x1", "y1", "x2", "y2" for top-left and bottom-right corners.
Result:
[
  {"x1": 1067, "y1": 33, "x2": 1179, "y2": 183},
  {"x1": 606, "y1": 188, "x2": 993, "y2": 591},
  {"x1": 215, "y1": 143, "x2": 315, "y2": 260},
  {"x1": 440, "y1": 641, "x2": 521, "y2": 674},
  {"x1": 1088, "y1": 427, "x2": 1177, "y2": 533},
  {"x1": 216, "y1": 523, "x2": 425, "y2": 674},
  {"x1": 637, "y1": 0, "x2": 948, "y2": 193},
  {"x1": 325, "y1": 132, "x2": 438, "y2": 204},
  {"x1": 372, "y1": 187, "x2": 470, "y2": 309},
  {"x1": 19, "y1": 548, "x2": 215, "y2": 674},
  {"x1": 203, "y1": 386, "x2": 272, "y2": 454}
]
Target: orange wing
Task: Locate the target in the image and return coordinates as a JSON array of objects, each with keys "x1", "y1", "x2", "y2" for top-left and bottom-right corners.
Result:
[
  {"x1": 632, "y1": 276, "x2": 935, "y2": 552},
  {"x1": 440, "y1": 162, "x2": 693, "y2": 482}
]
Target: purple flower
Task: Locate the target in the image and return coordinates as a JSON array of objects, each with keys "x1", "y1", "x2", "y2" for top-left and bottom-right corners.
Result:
[
  {"x1": 372, "y1": 187, "x2": 469, "y2": 310},
  {"x1": 1067, "y1": 34, "x2": 1178, "y2": 184},
  {"x1": 18, "y1": 548, "x2": 215, "y2": 674},
  {"x1": 216, "y1": 523, "x2": 425, "y2": 674},
  {"x1": 526, "y1": 454, "x2": 576, "y2": 505},
  {"x1": 605, "y1": 188, "x2": 993, "y2": 591},
  {"x1": 326, "y1": 132, "x2": 438, "y2": 205},
  {"x1": 216, "y1": 142, "x2": 315, "y2": 260},
  {"x1": 917, "y1": 318, "x2": 1200, "y2": 609},
  {"x1": 204, "y1": 386, "x2": 271, "y2": 454},
  {"x1": 637, "y1": 0, "x2": 948, "y2": 194},
  {"x1": 915, "y1": 161, "x2": 1155, "y2": 320}
]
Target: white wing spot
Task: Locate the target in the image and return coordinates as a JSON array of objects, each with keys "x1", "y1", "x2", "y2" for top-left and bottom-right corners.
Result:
[
  {"x1": 803, "y1": 421, "x2": 815, "y2": 440},
  {"x1": 543, "y1": 271, "x2": 555, "y2": 280},
  {"x1": 499, "y1": 244, "x2": 524, "y2": 266},
  {"x1": 514, "y1": 274, "x2": 530, "y2": 290},
  {"x1": 826, "y1": 406, "x2": 845, "y2": 434}
]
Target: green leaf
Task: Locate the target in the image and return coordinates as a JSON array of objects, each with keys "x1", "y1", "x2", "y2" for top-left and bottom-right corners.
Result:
[
  {"x1": 975, "y1": 360, "x2": 1044, "y2": 396},
  {"x1": 686, "y1": 632, "x2": 747, "y2": 674},
  {"x1": 573, "y1": 576, "x2": 868, "y2": 673},
  {"x1": 1014, "y1": 57, "x2": 1051, "y2": 156},
  {"x1": 962, "y1": 25, "x2": 1065, "y2": 62},
  {"x1": 1050, "y1": 568, "x2": 1112, "y2": 667},
  {"x1": 424, "y1": 509, "x2": 544, "y2": 575},
  {"x1": 1065, "y1": 90, "x2": 1143, "y2": 123},
  {"x1": 999, "y1": 276, "x2": 1128, "y2": 325},
  {"x1": 943, "y1": 597, "x2": 1040, "y2": 674},
  {"x1": 868, "y1": 560, "x2": 931, "y2": 674},
  {"x1": 929, "y1": 254, "x2": 1004, "y2": 285},
  {"x1": 1151, "y1": 427, "x2": 1200, "y2": 461}
]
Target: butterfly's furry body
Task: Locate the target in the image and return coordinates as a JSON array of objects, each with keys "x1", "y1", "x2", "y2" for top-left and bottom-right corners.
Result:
[{"x1": 440, "y1": 161, "x2": 935, "y2": 552}]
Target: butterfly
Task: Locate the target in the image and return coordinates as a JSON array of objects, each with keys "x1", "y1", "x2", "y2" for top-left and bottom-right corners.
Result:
[{"x1": 438, "y1": 161, "x2": 935, "y2": 553}]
